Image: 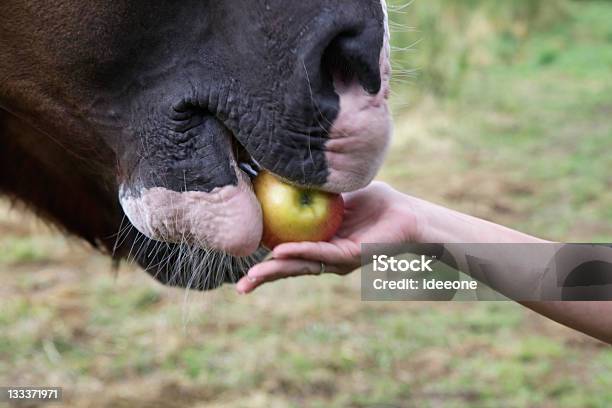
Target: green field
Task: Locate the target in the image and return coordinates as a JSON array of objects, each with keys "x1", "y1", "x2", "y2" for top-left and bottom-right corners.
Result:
[{"x1": 1, "y1": 1, "x2": 611, "y2": 407}]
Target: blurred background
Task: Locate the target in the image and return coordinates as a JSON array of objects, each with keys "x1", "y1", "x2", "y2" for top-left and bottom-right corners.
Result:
[{"x1": 1, "y1": 0, "x2": 611, "y2": 406}]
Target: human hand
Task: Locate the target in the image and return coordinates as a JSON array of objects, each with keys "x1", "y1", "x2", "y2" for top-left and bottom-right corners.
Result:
[{"x1": 236, "y1": 182, "x2": 418, "y2": 294}]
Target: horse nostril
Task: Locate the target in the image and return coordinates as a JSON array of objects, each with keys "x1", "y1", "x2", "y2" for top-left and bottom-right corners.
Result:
[{"x1": 321, "y1": 24, "x2": 382, "y2": 95}]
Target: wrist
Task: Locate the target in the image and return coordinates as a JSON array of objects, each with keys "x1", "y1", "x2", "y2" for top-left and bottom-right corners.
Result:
[{"x1": 389, "y1": 189, "x2": 427, "y2": 243}]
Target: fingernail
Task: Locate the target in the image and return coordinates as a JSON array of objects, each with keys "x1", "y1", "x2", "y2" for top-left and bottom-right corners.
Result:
[{"x1": 247, "y1": 276, "x2": 257, "y2": 283}]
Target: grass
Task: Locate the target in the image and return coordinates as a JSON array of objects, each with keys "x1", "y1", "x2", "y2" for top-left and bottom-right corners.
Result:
[
  {"x1": 1, "y1": 1, "x2": 612, "y2": 407},
  {"x1": 387, "y1": 0, "x2": 570, "y2": 100},
  {"x1": 384, "y1": 0, "x2": 612, "y2": 242}
]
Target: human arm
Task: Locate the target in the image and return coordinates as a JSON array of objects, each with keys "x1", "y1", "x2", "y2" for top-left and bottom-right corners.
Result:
[{"x1": 236, "y1": 182, "x2": 612, "y2": 344}]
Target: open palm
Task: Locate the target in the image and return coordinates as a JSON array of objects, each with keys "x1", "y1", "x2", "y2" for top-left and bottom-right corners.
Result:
[{"x1": 236, "y1": 182, "x2": 417, "y2": 294}]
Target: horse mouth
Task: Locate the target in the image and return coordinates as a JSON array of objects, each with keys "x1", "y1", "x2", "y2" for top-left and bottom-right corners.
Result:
[{"x1": 117, "y1": 16, "x2": 392, "y2": 288}]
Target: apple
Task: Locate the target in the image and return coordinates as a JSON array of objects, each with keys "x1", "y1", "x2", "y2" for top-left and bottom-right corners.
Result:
[{"x1": 253, "y1": 170, "x2": 344, "y2": 249}]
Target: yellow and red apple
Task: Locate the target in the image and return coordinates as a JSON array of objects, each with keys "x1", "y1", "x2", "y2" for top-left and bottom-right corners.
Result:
[{"x1": 253, "y1": 171, "x2": 344, "y2": 249}]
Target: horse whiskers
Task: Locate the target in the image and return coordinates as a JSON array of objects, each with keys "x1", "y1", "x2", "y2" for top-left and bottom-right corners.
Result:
[{"x1": 115, "y1": 222, "x2": 267, "y2": 292}]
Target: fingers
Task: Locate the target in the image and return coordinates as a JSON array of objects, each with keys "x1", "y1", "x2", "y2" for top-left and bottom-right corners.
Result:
[
  {"x1": 236, "y1": 258, "x2": 340, "y2": 294},
  {"x1": 234, "y1": 240, "x2": 362, "y2": 294},
  {"x1": 272, "y1": 240, "x2": 360, "y2": 266}
]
